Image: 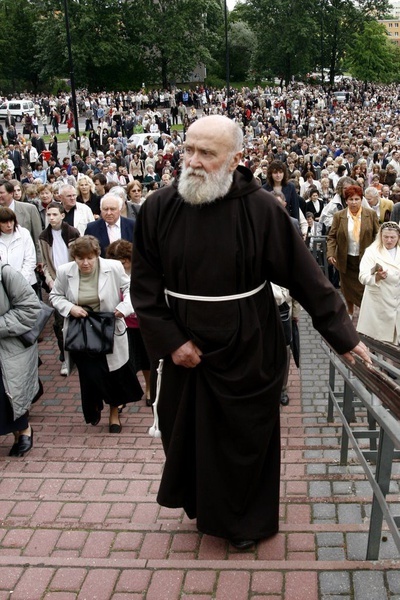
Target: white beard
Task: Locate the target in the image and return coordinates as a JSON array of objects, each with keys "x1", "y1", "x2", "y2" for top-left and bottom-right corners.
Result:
[{"x1": 178, "y1": 160, "x2": 234, "y2": 206}]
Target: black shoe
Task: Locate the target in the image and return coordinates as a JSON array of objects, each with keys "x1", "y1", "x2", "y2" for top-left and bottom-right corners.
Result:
[
  {"x1": 8, "y1": 441, "x2": 19, "y2": 457},
  {"x1": 280, "y1": 392, "x2": 289, "y2": 406},
  {"x1": 146, "y1": 396, "x2": 153, "y2": 407},
  {"x1": 17, "y1": 428, "x2": 33, "y2": 456},
  {"x1": 230, "y1": 539, "x2": 256, "y2": 550},
  {"x1": 118, "y1": 404, "x2": 126, "y2": 414},
  {"x1": 109, "y1": 423, "x2": 122, "y2": 434}
]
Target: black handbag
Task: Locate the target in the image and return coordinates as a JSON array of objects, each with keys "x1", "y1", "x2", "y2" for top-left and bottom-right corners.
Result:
[{"x1": 64, "y1": 309, "x2": 117, "y2": 354}]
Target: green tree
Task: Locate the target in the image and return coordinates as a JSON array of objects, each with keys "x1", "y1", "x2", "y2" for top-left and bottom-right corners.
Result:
[
  {"x1": 345, "y1": 20, "x2": 400, "y2": 83},
  {"x1": 233, "y1": 0, "x2": 318, "y2": 85},
  {"x1": 318, "y1": 0, "x2": 390, "y2": 84},
  {"x1": 0, "y1": 0, "x2": 40, "y2": 92},
  {"x1": 208, "y1": 17, "x2": 256, "y2": 83},
  {"x1": 126, "y1": 0, "x2": 223, "y2": 89},
  {"x1": 31, "y1": 0, "x2": 138, "y2": 90}
]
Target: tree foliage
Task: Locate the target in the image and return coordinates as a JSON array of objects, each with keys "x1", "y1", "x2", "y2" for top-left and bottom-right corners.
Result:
[
  {"x1": 345, "y1": 20, "x2": 400, "y2": 83},
  {"x1": 0, "y1": 0, "x2": 396, "y2": 92}
]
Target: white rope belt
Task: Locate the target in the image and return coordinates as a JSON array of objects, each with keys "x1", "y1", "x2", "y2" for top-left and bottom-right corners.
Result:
[
  {"x1": 150, "y1": 281, "x2": 267, "y2": 438},
  {"x1": 164, "y1": 281, "x2": 266, "y2": 305}
]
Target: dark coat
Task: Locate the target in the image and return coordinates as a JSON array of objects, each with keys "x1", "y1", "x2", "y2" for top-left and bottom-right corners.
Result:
[
  {"x1": 131, "y1": 166, "x2": 359, "y2": 542},
  {"x1": 85, "y1": 216, "x2": 135, "y2": 257}
]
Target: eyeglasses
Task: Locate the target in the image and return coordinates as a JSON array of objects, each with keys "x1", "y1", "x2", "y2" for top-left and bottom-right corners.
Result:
[{"x1": 381, "y1": 221, "x2": 400, "y2": 231}]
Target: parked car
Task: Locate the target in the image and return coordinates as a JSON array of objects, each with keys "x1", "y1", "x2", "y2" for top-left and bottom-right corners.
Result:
[
  {"x1": 0, "y1": 99, "x2": 35, "y2": 122},
  {"x1": 128, "y1": 133, "x2": 160, "y2": 148}
]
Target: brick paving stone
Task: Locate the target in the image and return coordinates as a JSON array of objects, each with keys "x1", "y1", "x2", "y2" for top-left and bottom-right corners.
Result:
[
  {"x1": 215, "y1": 571, "x2": 251, "y2": 600},
  {"x1": 12, "y1": 567, "x2": 55, "y2": 600},
  {"x1": 318, "y1": 547, "x2": 346, "y2": 560},
  {"x1": 38, "y1": 479, "x2": 65, "y2": 496},
  {"x1": 107, "y1": 503, "x2": 135, "y2": 520},
  {"x1": 49, "y1": 567, "x2": 87, "y2": 591},
  {"x1": 0, "y1": 500, "x2": 14, "y2": 520},
  {"x1": 56, "y1": 530, "x2": 88, "y2": 551},
  {"x1": 31, "y1": 502, "x2": 64, "y2": 525},
  {"x1": 81, "y1": 531, "x2": 116, "y2": 558},
  {"x1": 0, "y1": 566, "x2": 24, "y2": 590},
  {"x1": 388, "y1": 571, "x2": 400, "y2": 594},
  {"x1": 115, "y1": 569, "x2": 152, "y2": 593},
  {"x1": 170, "y1": 533, "x2": 199, "y2": 553},
  {"x1": 76, "y1": 569, "x2": 119, "y2": 600},
  {"x1": 132, "y1": 503, "x2": 160, "y2": 524},
  {"x1": 288, "y1": 533, "x2": 315, "y2": 552},
  {"x1": 58, "y1": 502, "x2": 87, "y2": 520},
  {"x1": 23, "y1": 529, "x2": 61, "y2": 557},
  {"x1": 81, "y1": 502, "x2": 111, "y2": 523},
  {"x1": 198, "y1": 535, "x2": 227, "y2": 560},
  {"x1": 146, "y1": 570, "x2": 184, "y2": 600},
  {"x1": 183, "y1": 570, "x2": 217, "y2": 594},
  {"x1": 138, "y1": 532, "x2": 171, "y2": 559},
  {"x1": 9, "y1": 500, "x2": 40, "y2": 518},
  {"x1": 252, "y1": 571, "x2": 283, "y2": 595},
  {"x1": 44, "y1": 593, "x2": 78, "y2": 600},
  {"x1": 257, "y1": 533, "x2": 285, "y2": 560},
  {"x1": 353, "y1": 571, "x2": 388, "y2": 600},
  {"x1": 104, "y1": 480, "x2": 129, "y2": 494},
  {"x1": 2, "y1": 528, "x2": 33, "y2": 549},
  {"x1": 286, "y1": 504, "x2": 311, "y2": 524},
  {"x1": 181, "y1": 595, "x2": 215, "y2": 600},
  {"x1": 60, "y1": 480, "x2": 86, "y2": 494},
  {"x1": 81, "y1": 480, "x2": 108, "y2": 498},
  {"x1": 285, "y1": 571, "x2": 318, "y2": 600},
  {"x1": 287, "y1": 551, "x2": 316, "y2": 561},
  {"x1": 113, "y1": 532, "x2": 144, "y2": 552}
]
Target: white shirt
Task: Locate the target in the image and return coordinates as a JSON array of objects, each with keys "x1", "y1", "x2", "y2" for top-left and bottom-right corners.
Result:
[
  {"x1": 107, "y1": 219, "x2": 121, "y2": 243},
  {"x1": 52, "y1": 228, "x2": 69, "y2": 270},
  {"x1": 347, "y1": 210, "x2": 361, "y2": 256}
]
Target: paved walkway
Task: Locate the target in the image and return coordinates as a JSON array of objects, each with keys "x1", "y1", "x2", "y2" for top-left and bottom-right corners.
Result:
[{"x1": 0, "y1": 309, "x2": 399, "y2": 600}]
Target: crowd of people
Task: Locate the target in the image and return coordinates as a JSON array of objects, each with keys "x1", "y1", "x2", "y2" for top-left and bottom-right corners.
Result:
[{"x1": 2, "y1": 75, "x2": 400, "y2": 552}]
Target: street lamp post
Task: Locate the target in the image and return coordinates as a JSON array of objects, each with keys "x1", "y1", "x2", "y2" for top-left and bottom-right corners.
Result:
[
  {"x1": 224, "y1": 0, "x2": 230, "y2": 113},
  {"x1": 63, "y1": 0, "x2": 80, "y2": 148}
]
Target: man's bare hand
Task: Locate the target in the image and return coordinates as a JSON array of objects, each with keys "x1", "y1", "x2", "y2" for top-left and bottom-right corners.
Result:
[
  {"x1": 342, "y1": 341, "x2": 371, "y2": 365},
  {"x1": 171, "y1": 340, "x2": 202, "y2": 368}
]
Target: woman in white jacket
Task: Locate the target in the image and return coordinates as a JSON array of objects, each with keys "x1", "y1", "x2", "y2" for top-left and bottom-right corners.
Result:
[
  {"x1": 357, "y1": 222, "x2": 400, "y2": 344},
  {"x1": 49, "y1": 236, "x2": 143, "y2": 432},
  {"x1": 0, "y1": 207, "x2": 36, "y2": 287}
]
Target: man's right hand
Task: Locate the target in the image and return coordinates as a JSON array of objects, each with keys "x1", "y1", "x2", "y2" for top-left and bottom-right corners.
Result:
[{"x1": 171, "y1": 340, "x2": 202, "y2": 368}]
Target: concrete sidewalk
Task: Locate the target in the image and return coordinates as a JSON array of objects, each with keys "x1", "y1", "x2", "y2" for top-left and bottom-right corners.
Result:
[{"x1": 0, "y1": 311, "x2": 398, "y2": 600}]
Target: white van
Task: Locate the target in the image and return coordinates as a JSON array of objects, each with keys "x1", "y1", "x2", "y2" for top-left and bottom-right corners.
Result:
[{"x1": 0, "y1": 99, "x2": 35, "y2": 122}]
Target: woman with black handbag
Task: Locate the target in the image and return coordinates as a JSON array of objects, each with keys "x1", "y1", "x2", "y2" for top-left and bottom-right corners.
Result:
[{"x1": 49, "y1": 236, "x2": 143, "y2": 432}]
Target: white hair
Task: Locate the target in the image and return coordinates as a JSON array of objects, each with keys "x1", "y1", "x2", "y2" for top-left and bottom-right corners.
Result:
[{"x1": 100, "y1": 192, "x2": 124, "y2": 210}]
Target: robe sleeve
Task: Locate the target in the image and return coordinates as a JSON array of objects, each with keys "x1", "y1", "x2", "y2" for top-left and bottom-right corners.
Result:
[{"x1": 259, "y1": 194, "x2": 360, "y2": 355}]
